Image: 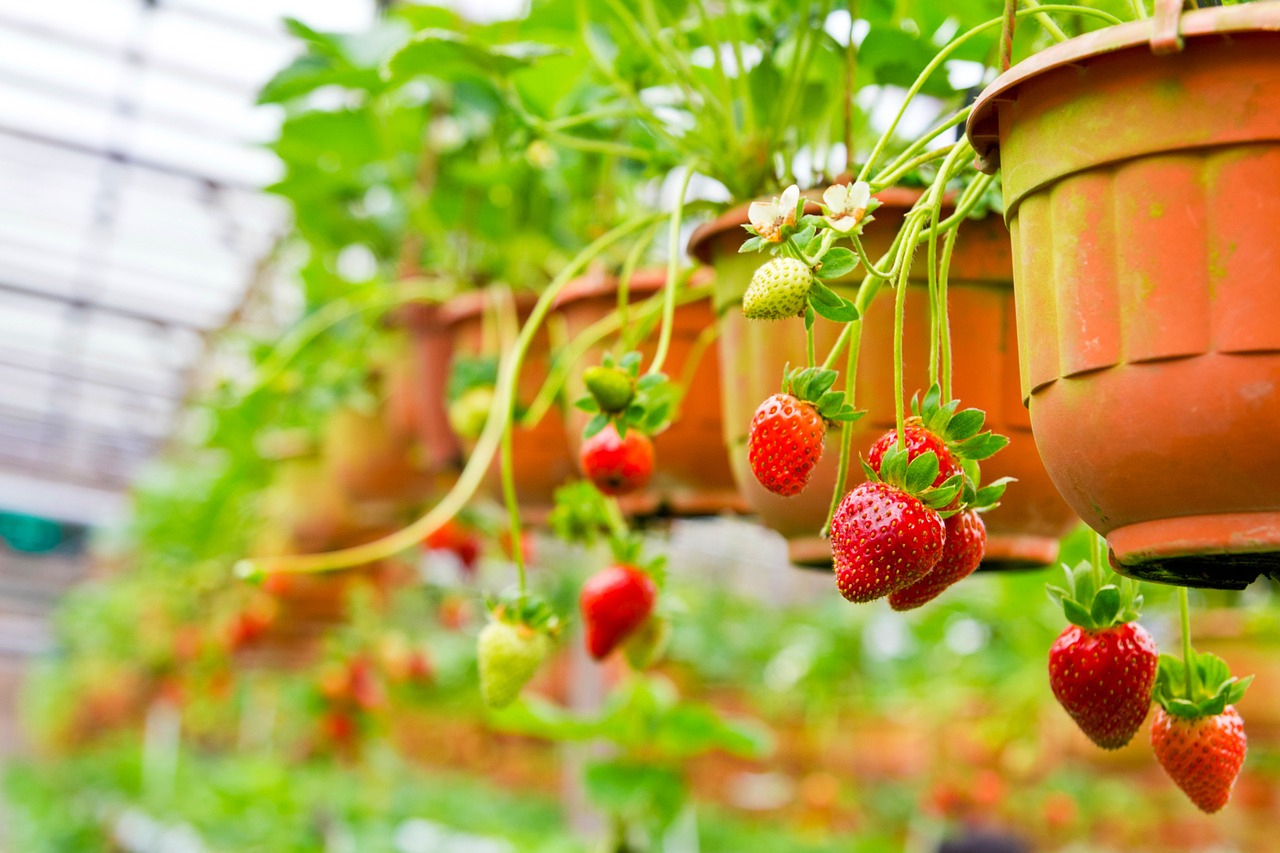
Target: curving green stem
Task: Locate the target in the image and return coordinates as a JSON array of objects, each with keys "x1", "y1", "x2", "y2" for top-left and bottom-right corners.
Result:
[
  {"x1": 521, "y1": 283, "x2": 713, "y2": 429},
  {"x1": 234, "y1": 213, "x2": 666, "y2": 577},
  {"x1": 856, "y1": 5, "x2": 1124, "y2": 184},
  {"x1": 871, "y1": 144, "x2": 959, "y2": 193},
  {"x1": 500, "y1": 421, "x2": 527, "y2": 597},
  {"x1": 649, "y1": 165, "x2": 696, "y2": 376},
  {"x1": 892, "y1": 214, "x2": 928, "y2": 447},
  {"x1": 821, "y1": 317, "x2": 862, "y2": 537},
  {"x1": 871, "y1": 108, "x2": 971, "y2": 189}
]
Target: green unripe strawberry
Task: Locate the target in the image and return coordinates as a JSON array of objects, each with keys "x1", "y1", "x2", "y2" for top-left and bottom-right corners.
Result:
[
  {"x1": 477, "y1": 618, "x2": 550, "y2": 708},
  {"x1": 449, "y1": 386, "x2": 494, "y2": 440},
  {"x1": 623, "y1": 614, "x2": 670, "y2": 670},
  {"x1": 584, "y1": 366, "x2": 635, "y2": 414},
  {"x1": 743, "y1": 257, "x2": 813, "y2": 320}
]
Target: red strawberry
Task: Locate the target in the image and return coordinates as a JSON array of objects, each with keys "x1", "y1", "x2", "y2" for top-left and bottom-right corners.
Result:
[
  {"x1": 423, "y1": 519, "x2": 481, "y2": 571},
  {"x1": 580, "y1": 564, "x2": 656, "y2": 659},
  {"x1": 748, "y1": 393, "x2": 826, "y2": 496},
  {"x1": 868, "y1": 420, "x2": 962, "y2": 490},
  {"x1": 579, "y1": 424, "x2": 654, "y2": 496},
  {"x1": 1049, "y1": 621, "x2": 1158, "y2": 748},
  {"x1": 831, "y1": 481, "x2": 946, "y2": 603},
  {"x1": 1149, "y1": 643, "x2": 1252, "y2": 813},
  {"x1": 1046, "y1": 561, "x2": 1157, "y2": 749},
  {"x1": 888, "y1": 509, "x2": 986, "y2": 610},
  {"x1": 1151, "y1": 705, "x2": 1247, "y2": 814}
]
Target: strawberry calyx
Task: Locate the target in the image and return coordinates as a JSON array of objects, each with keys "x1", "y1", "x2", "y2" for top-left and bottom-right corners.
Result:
[
  {"x1": 860, "y1": 444, "x2": 962, "y2": 514},
  {"x1": 781, "y1": 366, "x2": 864, "y2": 425},
  {"x1": 607, "y1": 532, "x2": 666, "y2": 590},
  {"x1": 1154, "y1": 648, "x2": 1253, "y2": 720},
  {"x1": 912, "y1": 383, "x2": 1010, "y2": 464},
  {"x1": 486, "y1": 592, "x2": 561, "y2": 640},
  {"x1": 1047, "y1": 560, "x2": 1144, "y2": 632},
  {"x1": 574, "y1": 350, "x2": 673, "y2": 440}
]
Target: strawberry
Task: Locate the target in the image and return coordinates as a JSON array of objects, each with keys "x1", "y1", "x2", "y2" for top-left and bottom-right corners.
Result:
[
  {"x1": 748, "y1": 367, "x2": 862, "y2": 497},
  {"x1": 424, "y1": 518, "x2": 481, "y2": 572},
  {"x1": 743, "y1": 257, "x2": 813, "y2": 320},
  {"x1": 583, "y1": 365, "x2": 635, "y2": 414},
  {"x1": 578, "y1": 423, "x2": 654, "y2": 496},
  {"x1": 868, "y1": 420, "x2": 961, "y2": 489},
  {"x1": 749, "y1": 394, "x2": 825, "y2": 496},
  {"x1": 831, "y1": 443, "x2": 960, "y2": 603},
  {"x1": 1150, "y1": 645, "x2": 1252, "y2": 813},
  {"x1": 869, "y1": 385, "x2": 1010, "y2": 495},
  {"x1": 888, "y1": 509, "x2": 986, "y2": 611},
  {"x1": 580, "y1": 564, "x2": 657, "y2": 659},
  {"x1": 477, "y1": 616, "x2": 552, "y2": 709},
  {"x1": 1046, "y1": 562, "x2": 1158, "y2": 750}
]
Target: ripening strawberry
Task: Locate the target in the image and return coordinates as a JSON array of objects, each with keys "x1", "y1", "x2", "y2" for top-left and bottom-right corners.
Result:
[
  {"x1": 831, "y1": 481, "x2": 945, "y2": 603},
  {"x1": 889, "y1": 509, "x2": 986, "y2": 611},
  {"x1": 1148, "y1": 643, "x2": 1251, "y2": 813},
  {"x1": 477, "y1": 618, "x2": 551, "y2": 709},
  {"x1": 742, "y1": 257, "x2": 813, "y2": 320},
  {"x1": 748, "y1": 393, "x2": 826, "y2": 496},
  {"x1": 1151, "y1": 705, "x2": 1247, "y2": 814},
  {"x1": 580, "y1": 564, "x2": 656, "y2": 660},
  {"x1": 579, "y1": 423, "x2": 654, "y2": 496}
]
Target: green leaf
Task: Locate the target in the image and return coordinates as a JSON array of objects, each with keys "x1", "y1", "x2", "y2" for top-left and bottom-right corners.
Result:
[
  {"x1": 619, "y1": 351, "x2": 643, "y2": 374},
  {"x1": 804, "y1": 232, "x2": 825, "y2": 259},
  {"x1": 815, "y1": 391, "x2": 844, "y2": 419},
  {"x1": 574, "y1": 396, "x2": 600, "y2": 413},
  {"x1": 828, "y1": 406, "x2": 864, "y2": 423},
  {"x1": 924, "y1": 399, "x2": 958, "y2": 435},
  {"x1": 956, "y1": 432, "x2": 1010, "y2": 461},
  {"x1": 791, "y1": 225, "x2": 817, "y2": 249},
  {"x1": 385, "y1": 29, "x2": 562, "y2": 84},
  {"x1": 945, "y1": 409, "x2": 985, "y2": 441},
  {"x1": 636, "y1": 373, "x2": 665, "y2": 390},
  {"x1": 904, "y1": 451, "x2": 940, "y2": 494},
  {"x1": 738, "y1": 235, "x2": 767, "y2": 254},
  {"x1": 1062, "y1": 598, "x2": 1094, "y2": 629},
  {"x1": 808, "y1": 281, "x2": 859, "y2": 323},
  {"x1": 802, "y1": 369, "x2": 837, "y2": 400},
  {"x1": 1090, "y1": 585, "x2": 1121, "y2": 627},
  {"x1": 584, "y1": 412, "x2": 610, "y2": 439},
  {"x1": 804, "y1": 304, "x2": 815, "y2": 330},
  {"x1": 815, "y1": 247, "x2": 857, "y2": 280}
]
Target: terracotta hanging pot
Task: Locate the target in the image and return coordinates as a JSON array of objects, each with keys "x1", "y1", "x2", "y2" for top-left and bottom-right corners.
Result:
[
  {"x1": 261, "y1": 433, "x2": 359, "y2": 553},
  {"x1": 688, "y1": 188, "x2": 1079, "y2": 568},
  {"x1": 554, "y1": 269, "x2": 747, "y2": 517},
  {"x1": 389, "y1": 297, "x2": 462, "y2": 474},
  {"x1": 441, "y1": 289, "x2": 575, "y2": 524},
  {"x1": 967, "y1": 1, "x2": 1280, "y2": 588},
  {"x1": 322, "y1": 399, "x2": 432, "y2": 505}
]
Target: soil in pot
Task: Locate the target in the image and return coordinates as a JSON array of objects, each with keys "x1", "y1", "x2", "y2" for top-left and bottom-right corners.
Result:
[
  {"x1": 689, "y1": 188, "x2": 1078, "y2": 568},
  {"x1": 554, "y1": 268, "x2": 747, "y2": 517},
  {"x1": 967, "y1": 3, "x2": 1280, "y2": 588}
]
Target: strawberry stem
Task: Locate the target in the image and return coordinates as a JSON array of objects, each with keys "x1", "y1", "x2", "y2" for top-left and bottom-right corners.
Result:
[
  {"x1": 1090, "y1": 531, "x2": 1105, "y2": 589},
  {"x1": 822, "y1": 317, "x2": 863, "y2": 537},
  {"x1": 648, "y1": 164, "x2": 694, "y2": 378},
  {"x1": 499, "y1": 419, "x2": 528, "y2": 598},
  {"x1": 892, "y1": 214, "x2": 926, "y2": 446},
  {"x1": 1179, "y1": 586, "x2": 1197, "y2": 699}
]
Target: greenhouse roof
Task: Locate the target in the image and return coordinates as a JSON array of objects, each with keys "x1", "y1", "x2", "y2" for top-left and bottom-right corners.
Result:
[{"x1": 0, "y1": 0, "x2": 377, "y2": 524}]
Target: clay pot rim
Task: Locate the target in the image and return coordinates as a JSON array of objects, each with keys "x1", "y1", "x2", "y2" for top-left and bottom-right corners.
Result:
[
  {"x1": 966, "y1": 3, "x2": 1279, "y2": 171},
  {"x1": 552, "y1": 267, "x2": 715, "y2": 307},
  {"x1": 439, "y1": 288, "x2": 540, "y2": 327},
  {"x1": 686, "y1": 186, "x2": 932, "y2": 266}
]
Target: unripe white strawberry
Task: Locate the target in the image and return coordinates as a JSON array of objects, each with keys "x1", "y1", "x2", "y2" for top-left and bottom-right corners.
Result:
[
  {"x1": 477, "y1": 619, "x2": 550, "y2": 708},
  {"x1": 742, "y1": 257, "x2": 813, "y2": 320}
]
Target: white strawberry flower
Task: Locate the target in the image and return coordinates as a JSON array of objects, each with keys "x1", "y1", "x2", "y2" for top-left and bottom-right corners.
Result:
[
  {"x1": 747, "y1": 184, "x2": 800, "y2": 243},
  {"x1": 822, "y1": 180, "x2": 872, "y2": 233}
]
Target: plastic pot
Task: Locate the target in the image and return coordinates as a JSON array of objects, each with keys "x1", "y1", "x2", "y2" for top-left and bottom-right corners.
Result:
[
  {"x1": 554, "y1": 269, "x2": 747, "y2": 517},
  {"x1": 967, "y1": 1, "x2": 1280, "y2": 588},
  {"x1": 689, "y1": 188, "x2": 1079, "y2": 568}
]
